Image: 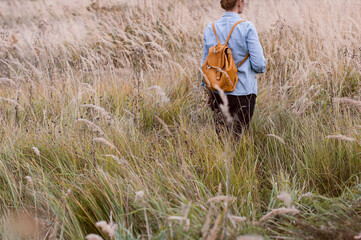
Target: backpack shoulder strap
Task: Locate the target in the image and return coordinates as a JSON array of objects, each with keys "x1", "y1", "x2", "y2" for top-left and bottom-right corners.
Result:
[
  {"x1": 212, "y1": 22, "x2": 221, "y2": 45},
  {"x1": 225, "y1": 20, "x2": 246, "y2": 45},
  {"x1": 238, "y1": 53, "x2": 250, "y2": 67}
]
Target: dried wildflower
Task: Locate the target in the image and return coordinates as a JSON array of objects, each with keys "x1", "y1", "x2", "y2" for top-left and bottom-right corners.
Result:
[
  {"x1": 277, "y1": 192, "x2": 292, "y2": 208},
  {"x1": 237, "y1": 235, "x2": 264, "y2": 240},
  {"x1": 260, "y1": 207, "x2": 300, "y2": 222},
  {"x1": 266, "y1": 134, "x2": 285, "y2": 144},
  {"x1": 85, "y1": 234, "x2": 104, "y2": 240},
  {"x1": 95, "y1": 220, "x2": 118, "y2": 238},
  {"x1": 31, "y1": 147, "x2": 40, "y2": 157},
  {"x1": 326, "y1": 134, "x2": 355, "y2": 142}
]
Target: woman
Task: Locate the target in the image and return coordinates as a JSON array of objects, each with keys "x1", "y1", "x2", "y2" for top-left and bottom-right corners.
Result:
[{"x1": 201, "y1": 0, "x2": 266, "y2": 138}]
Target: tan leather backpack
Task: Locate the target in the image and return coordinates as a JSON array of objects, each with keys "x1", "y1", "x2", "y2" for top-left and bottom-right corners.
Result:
[{"x1": 202, "y1": 21, "x2": 250, "y2": 92}]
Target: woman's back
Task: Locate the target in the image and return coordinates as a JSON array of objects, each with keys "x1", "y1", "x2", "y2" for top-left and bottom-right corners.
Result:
[{"x1": 201, "y1": 12, "x2": 266, "y2": 96}]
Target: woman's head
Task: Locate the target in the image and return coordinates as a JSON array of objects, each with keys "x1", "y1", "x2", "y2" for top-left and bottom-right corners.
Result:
[{"x1": 220, "y1": 0, "x2": 246, "y2": 14}]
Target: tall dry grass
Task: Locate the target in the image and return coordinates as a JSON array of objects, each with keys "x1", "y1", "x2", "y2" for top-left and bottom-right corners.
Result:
[{"x1": 0, "y1": 0, "x2": 360, "y2": 239}]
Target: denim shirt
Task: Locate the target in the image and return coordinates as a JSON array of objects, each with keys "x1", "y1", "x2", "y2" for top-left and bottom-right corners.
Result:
[{"x1": 201, "y1": 12, "x2": 266, "y2": 96}]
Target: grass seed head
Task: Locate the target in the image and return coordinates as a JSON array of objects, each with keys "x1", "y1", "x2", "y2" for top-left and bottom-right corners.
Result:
[
  {"x1": 214, "y1": 85, "x2": 233, "y2": 125},
  {"x1": 65, "y1": 189, "x2": 72, "y2": 198},
  {"x1": 229, "y1": 215, "x2": 247, "y2": 224},
  {"x1": 146, "y1": 86, "x2": 170, "y2": 103},
  {"x1": 81, "y1": 104, "x2": 114, "y2": 124},
  {"x1": 325, "y1": 134, "x2": 356, "y2": 142},
  {"x1": 76, "y1": 119, "x2": 105, "y2": 136},
  {"x1": 85, "y1": 234, "x2": 104, "y2": 240},
  {"x1": 0, "y1": 78, "x2": 16, "y2": 86},
  {"x1": 333, "y1": 97, "x2": 361, "y2": 109},
  {"x1": 31, "y1": 147, "x2": 40, "y2": 157},
  {"x1": 260, "y1": 207, "x2": 300, "y2": 222},
  {"x1": 154, "y1": 115, "x2": 172, "y2": 135},
  {"x1": 266, "y1": 134, "x2": 286, "y2": 144},
  {"x1": 92, "y1": 138, "x2": 116, "y2": 149},
  {"x1": 207, "y1": 213, "x2": 223, "y2": 240},
  {"x1": 0, "y1": 97, "x2": 24, "y2": 110},
  {"x1": 25, "y1": 176, "x2": 33, "y2": 184},
  {"x1": 207, "y1": 195, "x2": 236, "y2": 204},
  {"x1": 135, "y1": 191, "x2": 145, "y2": 202},
  {"x1": 301, "y1": 192, "x2": 314, "y2": 198},
  {"x1": 277, "y1": 192, "x2": 292, "y2": 208},
  {"x1": 95, "y1": 220, "x2": 118, "y2": 238},
  {"x1": 237, "y1": 235, "x2": 264, "y2": 240}
]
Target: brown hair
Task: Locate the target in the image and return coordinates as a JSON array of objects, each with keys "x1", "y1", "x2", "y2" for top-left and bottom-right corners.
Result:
[{"x1": 220, "y1": 0, "x2": 238, "y2": 10}]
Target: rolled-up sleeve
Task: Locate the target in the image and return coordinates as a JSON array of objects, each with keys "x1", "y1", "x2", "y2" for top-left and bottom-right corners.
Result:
[
  {"x1": 201, "y1": 27, "x2": 209, "y2": 86},
  {"x1": 201, "y1": 28, "x2": 209, "y2": 66},
  {"x1": 246, "y1": 23, "x2": 266, "y2": 74}
]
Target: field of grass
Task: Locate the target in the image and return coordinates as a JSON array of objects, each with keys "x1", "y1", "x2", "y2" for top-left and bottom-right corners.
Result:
[{"x1": 0, "y1": 0, "x2": 361, "y2": 239}]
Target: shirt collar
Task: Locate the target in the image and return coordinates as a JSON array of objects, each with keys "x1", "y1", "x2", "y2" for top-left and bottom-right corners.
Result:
[{"x1": 222, "y1": 12, "x2": 241, "y2": 18}]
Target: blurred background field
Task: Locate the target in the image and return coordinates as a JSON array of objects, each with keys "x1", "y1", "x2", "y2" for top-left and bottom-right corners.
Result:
[{"x1": 0, "y1": 0, "x2": 360, "y2": 239}]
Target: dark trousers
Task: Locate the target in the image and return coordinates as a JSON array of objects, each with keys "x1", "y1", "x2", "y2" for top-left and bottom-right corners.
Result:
[{"x1": 210, "y1": 92, "x2": 257, "y2": 138}]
